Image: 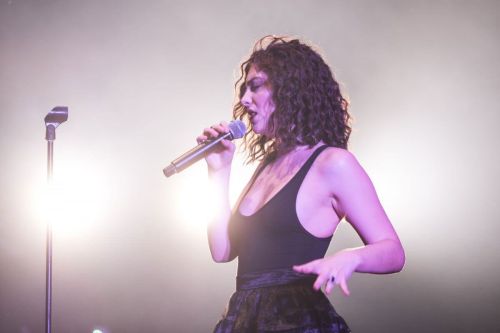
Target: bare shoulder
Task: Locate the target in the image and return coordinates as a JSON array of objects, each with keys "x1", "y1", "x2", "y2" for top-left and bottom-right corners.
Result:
[
  {"x1": 312, "y1": 146, "x2": 374, "y2": 200},
  {"x1": 315, "y1": 147, "x2": 362, "y2": 177}
]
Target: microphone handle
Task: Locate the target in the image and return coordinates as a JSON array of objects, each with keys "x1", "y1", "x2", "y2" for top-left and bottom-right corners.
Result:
[{"x1": 163, "y1": 131, "x2": 233, "y2": 177}]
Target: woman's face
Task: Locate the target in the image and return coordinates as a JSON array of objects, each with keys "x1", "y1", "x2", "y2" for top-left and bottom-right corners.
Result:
[{"x1": 240, "y1": 65, "x2": 276, "y2": 136}]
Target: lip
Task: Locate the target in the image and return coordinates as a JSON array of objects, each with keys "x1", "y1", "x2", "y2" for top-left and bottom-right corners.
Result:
[{"x1": 247, "y1": 110, "x2": 257, "y2": 118}]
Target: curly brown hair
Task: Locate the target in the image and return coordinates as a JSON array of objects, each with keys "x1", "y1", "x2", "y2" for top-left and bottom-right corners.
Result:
[{"x1": 233, "y1": 36, "x2": 352, "y2": 163}]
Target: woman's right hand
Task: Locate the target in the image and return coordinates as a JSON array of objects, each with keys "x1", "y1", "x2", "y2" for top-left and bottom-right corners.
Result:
[{"x1": 196, "y1": 121, "x2": 236, "y2": 172}]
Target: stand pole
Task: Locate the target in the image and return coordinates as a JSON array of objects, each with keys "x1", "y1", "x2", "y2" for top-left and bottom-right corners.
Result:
[
  {"x1": 45, "y1": 139, "x2": 54, "y2": 333},
  {"x1": 44, "y1": 106, "x2": 68, "y2": 333}
]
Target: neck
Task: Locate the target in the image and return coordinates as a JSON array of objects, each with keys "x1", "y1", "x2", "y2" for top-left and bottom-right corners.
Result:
[
  {"x1": 281, "y1": 141, "x2": 323, "y2": 153},
  {"x1": 272, "y1": 142, "x2": 323, "y2": 161}
]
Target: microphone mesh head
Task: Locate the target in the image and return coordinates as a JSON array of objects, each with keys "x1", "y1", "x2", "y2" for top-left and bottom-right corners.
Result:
[{"x1": 229, "y1": 120, "x2": 246, "y2": 139}]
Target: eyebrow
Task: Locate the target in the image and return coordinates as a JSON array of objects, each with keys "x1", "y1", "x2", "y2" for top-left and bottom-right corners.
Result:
[{"x1": 245, "y1": 77, "x2": 266, "y2": 85}]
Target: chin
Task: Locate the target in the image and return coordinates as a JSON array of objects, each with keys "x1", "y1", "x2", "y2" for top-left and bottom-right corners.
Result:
[
  {"x1": 252, "y1": 123, "x2": 267, "y2": 134},
  {"x1": 251, "y1": 124, "x2": 263, "y2": 134},
  {"x1": 252, "y1": 128, "x2": 263, "y2": 135}
]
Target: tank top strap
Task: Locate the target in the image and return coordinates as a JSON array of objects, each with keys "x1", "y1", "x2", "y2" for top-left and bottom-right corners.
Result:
[
  {"x1": 237, "y1": 145, "x2": 330, "y2": 211},
  {"x1": 292, "y1": 144, "x2": 329, "y2": 184}
]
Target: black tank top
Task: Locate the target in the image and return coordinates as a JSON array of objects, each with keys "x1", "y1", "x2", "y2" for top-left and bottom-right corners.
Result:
[{"x1": 230, "y1": 145, "x2": 332, "y2": 276}]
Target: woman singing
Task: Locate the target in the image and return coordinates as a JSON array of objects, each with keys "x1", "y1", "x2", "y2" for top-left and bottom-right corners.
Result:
[{"x1": 197, "y1": 36, "x2": 405, "y2": 333}]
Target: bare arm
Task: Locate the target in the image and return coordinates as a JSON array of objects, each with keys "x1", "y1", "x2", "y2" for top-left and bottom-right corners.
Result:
[
  {"x1": 334, "y1": 150, "x2": 405, "y2": 274},
  {"x1": 197, "y1": 122, "x2": 236, "y2": 263},
  {"x1": 206, "y1": 167, "x2": 234, "y2": 262},
  {"x1": 294, "y1": 149, "x2": 405, "y2": 294}
]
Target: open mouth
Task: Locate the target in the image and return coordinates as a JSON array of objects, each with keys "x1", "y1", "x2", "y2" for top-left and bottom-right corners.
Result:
[{"x1": 247, "y1": 110, "x2": 257, "y2": 121}]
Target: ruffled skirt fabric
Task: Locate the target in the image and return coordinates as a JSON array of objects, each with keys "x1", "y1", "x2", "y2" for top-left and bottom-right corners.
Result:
[{"x1": 213, "y1": 268, "x2": 350, "y2": 333}]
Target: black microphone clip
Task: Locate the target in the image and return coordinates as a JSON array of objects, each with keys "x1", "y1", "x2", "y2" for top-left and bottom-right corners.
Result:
[{"x1": 44, "y1": 106, "x2": 68, "y2": 141}]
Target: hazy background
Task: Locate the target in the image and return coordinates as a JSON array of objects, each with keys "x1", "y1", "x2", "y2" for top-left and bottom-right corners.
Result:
[{"x1": 1, "y1": 1, "x2": 499, "y2": 332}]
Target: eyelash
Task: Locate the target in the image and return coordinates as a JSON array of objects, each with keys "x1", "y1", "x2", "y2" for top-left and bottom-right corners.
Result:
[{"x1": 248, "y1": 83, "x2": 261, "y2": 92}]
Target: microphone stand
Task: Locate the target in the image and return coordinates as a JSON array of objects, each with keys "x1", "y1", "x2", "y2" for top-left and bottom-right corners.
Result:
[{"x1": 44, "y1": 106, "x2": 68, "y2": 333}]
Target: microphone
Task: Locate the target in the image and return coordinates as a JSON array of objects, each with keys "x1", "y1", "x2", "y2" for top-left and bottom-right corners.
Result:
[{"x1": 163, "y1": 120, "x2": 246, "y2": 178}]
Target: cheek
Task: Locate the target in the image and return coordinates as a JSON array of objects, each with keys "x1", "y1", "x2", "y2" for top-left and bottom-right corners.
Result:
[
  {"x1": 266, "y1": 103, "x2": 275, "y2": 117},
  {"x1": 262, "y1": 94, "x2": 275, "y2": 115}
]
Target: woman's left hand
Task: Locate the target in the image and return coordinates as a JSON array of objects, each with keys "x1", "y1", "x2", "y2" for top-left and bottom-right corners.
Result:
[{"x1": 293, "y1": 250, "x2": 362, "y2": 296}]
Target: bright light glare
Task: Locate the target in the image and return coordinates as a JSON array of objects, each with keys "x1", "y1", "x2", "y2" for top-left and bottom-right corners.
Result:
[
  {"x1": 173, "y1": 168, "x2": 220, "y2": 229},
  {"x1": 34, "y1": 161, "x2": 112, "y2": 237},
  {"x1": 172, "y1": 154, "x2": 256, "y2": 231},
  {"x1": 91, "y1": 326, "x2": 110, "y2": 333},
  {"x1": 229, "y1": 155, "x2": 257, "y2": 207}
]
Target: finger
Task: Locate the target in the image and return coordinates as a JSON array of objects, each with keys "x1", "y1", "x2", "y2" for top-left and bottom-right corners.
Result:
[
  {"x1": 196, "y1": 135, "x2": 207, "y2": 144},
  {"x1": 220, "y1": 139, "x2": 235, "y2": 150},
  {"x1": 203, "y1": 127, "x2": 220, "y2": 138},
  {"x1": 293, "y1": 260, "x2": 319, "y2": 273},
  {"x1": 293, "y1": 264, "x2": 311, "y2": 273},
  {"x1": 325, "y1": 277, "x2": 335, "y2": 295},
  {"x1": 313, "y1": 274, "x2": 329, "y2": 291},
  {"x1": 211, "y1": 123, "x2": 229, "y2": 134},
  {"x1": 339, "y1": 277, "x2": 350, "y2": 296},
  {"x1": 218, "y1": 121, "x2": 230, "y2": 132}
]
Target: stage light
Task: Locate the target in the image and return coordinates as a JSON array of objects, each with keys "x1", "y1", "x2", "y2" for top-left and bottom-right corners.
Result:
[
  {"x1": 35, "y1": 158, "x2": 113, "y2": 237},
  {"x1": 92, "y1": 327, "x2": 110, "y2": 333}
]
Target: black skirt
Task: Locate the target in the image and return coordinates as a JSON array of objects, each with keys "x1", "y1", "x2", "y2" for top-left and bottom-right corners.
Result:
[{"x1": 213, "y1": 268, "x2": 350, "y2": 333}]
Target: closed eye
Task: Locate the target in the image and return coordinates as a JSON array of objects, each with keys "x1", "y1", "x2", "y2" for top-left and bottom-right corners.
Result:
[
  {"x1": 249, "y1": 83, "x2": 261, "y2": 92},
  {"x1": 246, "y1": 78, "x2": 266, "y2": 92}
]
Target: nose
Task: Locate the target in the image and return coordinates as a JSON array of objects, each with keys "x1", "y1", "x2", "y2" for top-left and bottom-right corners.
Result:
[{"x1": 240, "y1": 86, "x2": 252, "y2": 108}]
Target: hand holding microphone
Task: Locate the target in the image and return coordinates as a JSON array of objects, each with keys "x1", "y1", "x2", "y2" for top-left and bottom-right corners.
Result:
[
  {"x1": 196, "y1": 121, "x2": 238, "y2": 171},
  {"x1": 163, "y1": 120, "x2": 246, "y2": 178}
]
